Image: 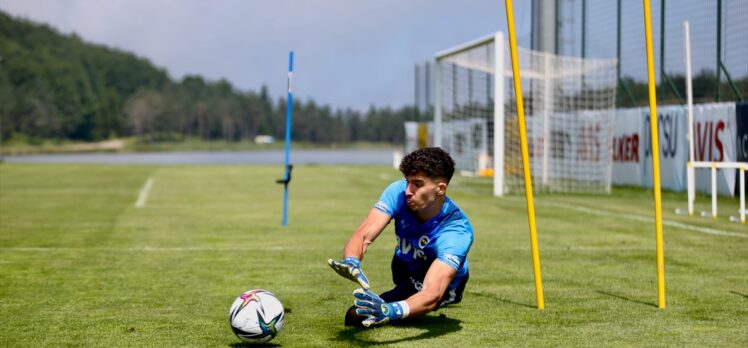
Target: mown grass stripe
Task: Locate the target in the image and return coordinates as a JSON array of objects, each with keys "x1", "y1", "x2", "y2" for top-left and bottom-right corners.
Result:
[
  {"x1": 544, "y1": 201, "x2": 748, "y2": 239},
  {"x1": 134, "y1": 177, "x2": 154, "y2": 208}
]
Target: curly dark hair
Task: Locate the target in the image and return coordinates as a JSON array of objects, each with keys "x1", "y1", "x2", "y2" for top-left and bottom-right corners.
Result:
[{"x1": 399, "y1": 147, "x2": 455, "y2": 182}]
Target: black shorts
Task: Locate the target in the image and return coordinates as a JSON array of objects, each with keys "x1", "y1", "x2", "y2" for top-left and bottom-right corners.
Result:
[
  {"x1": 380, "y1": 255, "x2": 468, "y2": 307},
  {"x1": 344, "y1": 255, "x2": 468, "y2": 326}
]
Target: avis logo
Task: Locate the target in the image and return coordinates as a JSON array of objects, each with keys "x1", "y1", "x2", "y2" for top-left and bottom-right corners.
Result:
[
  {"x1": 396, "y1": 236, "x2": 427, "y2": 260},
  {"x1": 694, "y1": 121, "x2": 726, "y2": 162}
]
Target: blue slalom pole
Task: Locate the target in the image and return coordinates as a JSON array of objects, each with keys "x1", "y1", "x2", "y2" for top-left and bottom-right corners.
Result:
[{"x1": 277, "y1": 51, "x2": 294, "y2": 227}]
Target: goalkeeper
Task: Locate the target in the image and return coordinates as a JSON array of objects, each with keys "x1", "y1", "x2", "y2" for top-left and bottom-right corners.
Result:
[{"x1": 328, "y1": 147, "x2": 474, "y2": 328}]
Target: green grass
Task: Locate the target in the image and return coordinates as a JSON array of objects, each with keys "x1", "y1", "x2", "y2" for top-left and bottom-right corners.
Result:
[{"x1": 0, "y1": 163, "x2": 746, "y2": 347}]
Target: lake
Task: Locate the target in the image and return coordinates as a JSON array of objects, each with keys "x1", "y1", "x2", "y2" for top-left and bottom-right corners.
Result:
[{"x1": 1, "y1": 149, "x2": 396, "y2": 165}]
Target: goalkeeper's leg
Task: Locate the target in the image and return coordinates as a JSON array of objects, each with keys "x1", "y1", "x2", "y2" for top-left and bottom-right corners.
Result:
[
  {"x1": 344, "y1": 256, "x2": 418, "y2": 327},
  {"x1": 436, "y1": 273, "x2": 468, "y2": 307},
  {"x1": 342, "y1": 257, "x2": 470, "y2": 326},
  {"x1": 344, "y1": 285, "x2": 415, "y2": 327},
  {"x1": 343, "y1": 277, "x2": 469, "y2": 327}
]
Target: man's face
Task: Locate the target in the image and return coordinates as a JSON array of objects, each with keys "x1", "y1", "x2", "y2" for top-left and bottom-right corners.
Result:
[{"x1": 404, "y1": 173, "x2": 446, "y2": 213}]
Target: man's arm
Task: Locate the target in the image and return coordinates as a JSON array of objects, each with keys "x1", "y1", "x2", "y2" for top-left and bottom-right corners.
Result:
[
  {"x1": 342, "y1": 208, "x2": 391, "y2": 259},
  {"x1": 403, "y1": 259, "x2": 456, "y2": 317},
  {"x1": 328, "y1": 208, "x2": 391, "y2": 289}
]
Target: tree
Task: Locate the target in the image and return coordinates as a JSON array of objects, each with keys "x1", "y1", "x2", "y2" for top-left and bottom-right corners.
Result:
[{"x1": 124, "y1": 89, "x2": 162, "y2": 141}]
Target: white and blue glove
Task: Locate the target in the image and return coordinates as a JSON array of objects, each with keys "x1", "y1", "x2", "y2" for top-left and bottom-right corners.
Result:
[
  {"x1": 353, "y1": 288, "x2": 410, "y2": 327},
  {"x1": 327, "y1": 257, "x2": 370, "y2": 289}
]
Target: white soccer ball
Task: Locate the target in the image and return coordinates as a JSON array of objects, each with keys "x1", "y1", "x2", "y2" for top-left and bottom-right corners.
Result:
[{"x1": 228, "y1": 289, "x2": 285, "y2": 343}]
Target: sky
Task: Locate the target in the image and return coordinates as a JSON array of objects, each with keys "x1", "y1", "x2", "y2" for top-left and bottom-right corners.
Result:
[{"x1": 1, "y1": 0, "x2": 532, "y2": 111}]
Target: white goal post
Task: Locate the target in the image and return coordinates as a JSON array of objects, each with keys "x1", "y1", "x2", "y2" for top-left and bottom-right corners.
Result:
[{"x1": 434, "y1": 32, "x2": 618, "y2": 196}]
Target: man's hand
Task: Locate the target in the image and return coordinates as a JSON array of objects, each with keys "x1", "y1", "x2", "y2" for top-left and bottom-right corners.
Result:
[
  {"x1": 353, "y1": 288, "x2": 409, "y2": 327},
  {"x1": 327, "y1": 257, "x2": 370, "y2": 289}
]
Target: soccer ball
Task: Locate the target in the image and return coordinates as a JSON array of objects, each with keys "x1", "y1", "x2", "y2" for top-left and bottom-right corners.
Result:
[{"x1": 228, "y1": 289, "x2": 285, "y2": 343}]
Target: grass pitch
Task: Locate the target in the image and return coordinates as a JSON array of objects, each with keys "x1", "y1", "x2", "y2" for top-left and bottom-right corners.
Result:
[{"x1": 1, "y1": 163, "x2": 746, "y2": 347}]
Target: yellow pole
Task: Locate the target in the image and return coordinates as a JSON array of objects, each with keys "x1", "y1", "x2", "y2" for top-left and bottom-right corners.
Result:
[
  {"x1": 504, "y1": 0, "x2": 544, "y2": 310},
  {"x1": 642, "y1": 0, "x2": 666, "y2": 309}
]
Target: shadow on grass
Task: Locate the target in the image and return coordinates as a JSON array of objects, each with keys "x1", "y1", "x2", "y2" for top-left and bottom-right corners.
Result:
[
  {"x1": 729, "y1": 290, "x2": 748, "y2": 299},
  {"x1": 596, "y1": 290, "x2": 657, "y2": 308},
  {"x1": 335, "y1": 314, "x2": 462, "y2": 346},
  {"x1": 466, "y1": 291, "x2": 536, "y2": 309}
]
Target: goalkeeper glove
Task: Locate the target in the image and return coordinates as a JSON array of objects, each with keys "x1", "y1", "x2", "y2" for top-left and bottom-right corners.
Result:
[
  {"x1": 327, "y1": 257, "x2": 370, "y2": 289},
  {"x1": 353, "y1": 288, "x2": 410, "y2": 327}
]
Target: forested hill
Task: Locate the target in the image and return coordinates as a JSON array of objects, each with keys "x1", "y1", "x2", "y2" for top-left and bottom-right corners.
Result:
[{"x1": 0, "y1": 11, "x2": 424, "y2": 144}]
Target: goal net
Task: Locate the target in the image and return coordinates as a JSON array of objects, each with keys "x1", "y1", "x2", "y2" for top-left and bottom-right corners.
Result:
[{"x1": 435, "y1": 32, "x2": 618, "y2": 196}]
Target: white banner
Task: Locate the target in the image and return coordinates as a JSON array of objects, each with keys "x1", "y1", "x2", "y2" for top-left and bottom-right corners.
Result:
[
  {"x1": 642, "y1": 105, "x2": 689, "y2": 192},
  {"x1": 441, "y1": 119, "x2": 487, "y2": 172},
  {"x1": 691, "y1": 103, "x2": 737, "y2": 195},
  {"x1": 525, "y1": 110, "x2": 613, "y2": 183},
  {"x1": 612, "y1": 108, "x2": 645, "y2": 186},
  {"x1": 612, "y1": 102, "x2": 738, "y2": 196}
]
